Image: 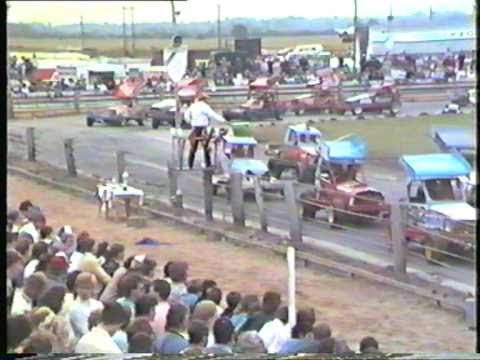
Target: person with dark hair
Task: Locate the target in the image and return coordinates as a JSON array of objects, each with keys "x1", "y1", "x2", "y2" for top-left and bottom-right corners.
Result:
[
  {"x1": 37, "y1": 286, "x2": 66, "y2": 314},
  {"x1": 313, "y1": 323, "x2": 331, "y2": 342},
  {"x1": 152, "y1": 303, "x2": 189, "y2": 354},
  {"x1": 259, "y1": 305, "x2": 290, "y2": 353},
  {"x1": 204, "y1": 317, "x2": 234, "y2": 354},
  {"x1": 221, "y1": 291, "x2": 241, "y2": 318},
  {"x1": 7, "y1": 315, "x2": 32, "y2": 352},
  {"x1": 140, "y1": 257, "x2": 157, "y2": 279},
  {"x1": 197, "y1": 279, "x2": 217, "y2": 304},
  {"x1": 180, "y1": 279, "x2": 202, "y2": 312},
  {"x1": 7, "y1": 249, "x2": 25, "y2": 312},
  {"x1": 151, "y1": 279, "x2": 171, "y2": 337},
  {"x1": 168, "y1": 261, "x2": 188, "y2": 302},
  {"x1": 163, "y1": 261, "x2": 174, "y2": 282},
  {"x1": 68, "y1": 273, "x2": 104, "y2": 339},
  {"x1": 231, "y1": 294, "x2": 260, "y2": 332},
  {"x1": 239, "y1": 291, "x2": 281, "y2": 332},
  {"x1": 75, "y1": 301, "x2": 126, "y2": 353},
  {"x1": 19, "y1": 330, "x2": 55, "y2": 353},
  {"x1": 19, "y1": 200, "x2": 34, "y2": 218},
  {"x1": 359, "y1": 336, "x2": 380, "y2": 354},
  {"x1": 102, "y1": 243, "x2": 125, "y2": 277},
  {"x1": 12, "y1": 235, "x2": 31, "y2": 260},
  {"x1": 277, "y1": 308, "x2": 318, "y2": 355},
  {"x1": 95, "y1": 241, "x2": 109, "y2": 264},
  {"x1": 116, "y1": 272, "x2": 145, "y2": 318},
  {"x1": 129, "y1": 332, "x2": 153, "y2": 353},
  {"x1": 135, "y1": 294, "x2": 158, "y2": 325},
  {"x1": 39, "y1": 225, "x2": 56, "y2": 244},
  {"x1": 100, "y1": 254, "x2": 145, "y2": 302},
  {"x1": 19, "y1": 209, "x2": 46, "y2": 243},
  {"x1": 112, "y1": 306, "x2": 132, "y2": 352},
  {"x1": 24, "y1": 241, "x2": 49, "y2": 279},
  {"x1": 180, "y1": 320, "x2": 209, "y2": 355},
  {"x1": 205, "y1": 286, "x2": 223, "y2": 316},
  {"x1": 126, "y1": 318, "x2": 154, "y2": 344},
  {"x1": 11, "y1": 272, "x2": 47, "y2": 316},
  {"x1": 69, "y1": 235, "x2": 94, "y2": 271}
]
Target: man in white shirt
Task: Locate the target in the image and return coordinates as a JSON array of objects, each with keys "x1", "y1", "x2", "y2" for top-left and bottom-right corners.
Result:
[
  {"x1": 258, "y1": 306, "x2": 291, "y2": 353},
  {"x1": 11, "y1": 273, "x2": 47, "y2": 316},
  {"x1": 18, "y1": 210, "x2": 45, "y2": 243},
  {"x1": 184, "y1": 93, "x2": 226, "y2": 169},
  {"x1": 75, "y1": 301, "x2": 126, "y2": 353}
]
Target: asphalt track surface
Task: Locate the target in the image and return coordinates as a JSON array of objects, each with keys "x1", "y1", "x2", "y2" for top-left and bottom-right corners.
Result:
[{"x1": 7, "y1": 102, "x2": 474, "y2": 289}]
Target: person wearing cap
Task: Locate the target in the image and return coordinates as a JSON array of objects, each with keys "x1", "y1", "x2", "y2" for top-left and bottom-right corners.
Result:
[
  {"x1": 41, "y1": 255, "x2": 69, "y2": 296},
  {"x1": 184, "y1": 92, "x2": 226, "y2": 169},
  {"x1": 68, "y1": 273, "x2": 104, "y2": 339}
]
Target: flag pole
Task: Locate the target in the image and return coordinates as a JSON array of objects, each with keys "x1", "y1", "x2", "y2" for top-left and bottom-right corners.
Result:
[{"x1": 287, "y1": 246, "x2": 296, "y2": 329}]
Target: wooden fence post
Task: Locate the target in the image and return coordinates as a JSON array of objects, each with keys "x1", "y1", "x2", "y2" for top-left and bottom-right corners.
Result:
[
  {"x1": 254, "y1": 178, "x2": 268, "y2": 232},
  {"x1": 283, "y1": 181, "x2": 302, "y2": 243},
  {"x1": 391, "y1": 202, "x2": 407, "y2": 274},
  {"x1": 116, "y1": 151, "x2": 126, "y2": 182},
  {"x1": 64, "y1": 138, "x2": 77, "y2": 176},
  {"x1": 168, "y1": 161, "x2": 183, "y2": 208},
  {"x1": 230, "y1": 172, "x2": 245, "y2": 227},
  {"x1": 26, "y1": 127, "x2": 36, "y2": 162},
  {"x1": 203, "y1": 168, "x2": 214, "y2": 221}
]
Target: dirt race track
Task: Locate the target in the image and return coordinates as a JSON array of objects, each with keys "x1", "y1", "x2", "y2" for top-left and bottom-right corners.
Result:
[{"x1": 7, "y1": 175, "x2": 475, "y2": 353}]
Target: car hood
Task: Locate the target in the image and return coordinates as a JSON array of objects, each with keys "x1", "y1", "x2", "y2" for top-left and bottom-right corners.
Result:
[
  {"x1": 231, "y1": 159, "x2": 268, "y2": 176},
  {"x1": 225, "y1": 107, "x2": 245, "y2": 114},
  {"x1": 299, "y1": 144, "x2": 319, "y2": 156},
  {"x1": 335, "y1": 181, "x2": 379, "y2": 195},
  {"x1": 429, "y1": 202, "x2": 477, "y2": 221}
]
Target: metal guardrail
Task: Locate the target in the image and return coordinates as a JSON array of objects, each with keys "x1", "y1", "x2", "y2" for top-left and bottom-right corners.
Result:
[{"x1": 12, "y1": 81, "x2": 475, "y2": 105}]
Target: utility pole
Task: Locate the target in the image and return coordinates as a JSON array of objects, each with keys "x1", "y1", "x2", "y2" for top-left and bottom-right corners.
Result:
[
  {"x1": 217, "y1": 4, "x2": 221, "y2": 50},
  {"x1": 80, "y1": 16, "x2": 85, "y2": 50},
  {"x1": 429, "y1": 5, "x2": 433, "y2": 22},
  {"x1": 353, "y1": 0, "x2": 358, "y2": 73},
  {"x1": 122, "y1": 6, "x2": 128, "y2": 56},
  {"x1": 130, "y1": 7, "x2": 135, "y2": 56},
  {"x1": 170, "y1": 0, "x2": 177, "y2": 27}
]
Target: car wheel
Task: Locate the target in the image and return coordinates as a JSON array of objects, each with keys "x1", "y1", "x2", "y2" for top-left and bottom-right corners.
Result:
[
  {"x1": 353, "y1": 106, "x2": 363, "y2": 115},
  {"x1": 212, "y1": 185, "x2": 219, "y2": 196},
  {"x1": 86, "y1": 117, "x2": 94, "y2": 127},
  {"x1": 299, "y1": 167, "x2": 315, "y2": 184},
  {"x1": 423, "y1": 236, "x2": 447, "y2": 264},
  {"x1": 390, "y1": 102, "x2": 401, "y2": 116},
  {"x1": 327, "y1": 208, "x2": 335, "y2": 225},
  {"x1": 137, "y1": 119, "x2": 144, "y2": 126},
  {"x1": 302, "y1": 204, "x2": 317, "y2": 219},
  {"x1": 152, "y1": 119, "x2": 159, "y2": 129}
]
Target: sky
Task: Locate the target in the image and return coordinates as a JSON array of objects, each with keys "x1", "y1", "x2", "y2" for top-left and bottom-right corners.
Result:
[{"x1": 7, "y1": 0, "x2": 475, "y2": 25}]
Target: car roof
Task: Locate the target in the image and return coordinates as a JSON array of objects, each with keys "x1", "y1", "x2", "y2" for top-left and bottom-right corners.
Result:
[
  {"x1": 345, "y1": 93, "x2": 371, "y2": 103},
  {"x1": 223, "y1": 136, "x2": 258, "y2": 145},
  {"x1": 400, "y1": 153, "x2": 472, "y2": 180},
  {"x1": 288, "y1": 124, "x2": 322, "y2": 136},
  {"x1": 432, "y1": 128, "x2": 475, "y2": 151},
  {"x1": 321, "y1": 136, "x2": 367, "y2": 164}
]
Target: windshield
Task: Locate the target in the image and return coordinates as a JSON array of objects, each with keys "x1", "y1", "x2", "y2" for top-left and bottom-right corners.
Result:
[
  {"x1": 424, "y1": 179, "x2": 464, "y2": 201},
  {"x1": 330, "y1": 164, "x2": 364, "y2": 183}
]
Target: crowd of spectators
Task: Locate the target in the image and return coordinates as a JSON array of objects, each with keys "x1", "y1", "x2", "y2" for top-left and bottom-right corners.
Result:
[{"x1": 7, "y1": 199, "x2": 383, "y2": 355}]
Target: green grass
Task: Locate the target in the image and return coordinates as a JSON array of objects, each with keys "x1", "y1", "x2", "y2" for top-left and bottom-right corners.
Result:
[
  {"x1": 9, "y1": 35, "x2": 349, "y2": 57},
  {"x1": 252, "y1": 114, "x2": 476, "y2": 159}
]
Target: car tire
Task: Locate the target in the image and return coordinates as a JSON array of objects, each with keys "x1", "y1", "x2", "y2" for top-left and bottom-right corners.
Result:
[
  {"x1": 137, "y1": 119, "x2": 144, "y2": 126},
  {"x1": 302, "y1": 204, "x2": 317, "y2": 219},
  {"x1": 152, "y1": 119, "x2": 159, "y2": 129},
  {"x1": 353, "y1": 106, "x2": 363, "y2": 115},
  {"x1": 299, "y1": 167, "x2": 315, "y2": 184},
  {"x1": 86, "y1": 117, "x2": 94, "y2": 127},
  {"x1": 212, "y1": 185, "x2": 219, "y2": 196}
]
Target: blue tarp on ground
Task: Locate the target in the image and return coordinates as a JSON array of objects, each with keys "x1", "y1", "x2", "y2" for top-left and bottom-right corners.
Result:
[{"x1": 400, "y1": 153, "x2": 472, "y2": 180}]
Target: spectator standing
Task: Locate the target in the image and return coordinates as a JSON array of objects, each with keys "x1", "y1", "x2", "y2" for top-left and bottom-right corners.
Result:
[
  {"x1": 7, "y1": 315, "x2": 32, "y2": 352},
  {"x1": 11, "y1": 273, "x2": 47, "y2": 316},
  {"x1": 75, "y1": 302, "x2": 126, "y2": 353},
  {"x1": 239, "y1": 291, "x2": 281, "y2": 332},
  {"x1": 101, "y1": 244, "x2": 125, "y2": 277},
  {"x1": 151, "y1": 279, "x2": 171, "y2": 337},
  {"x1": 180, "y1": 279, "x2": 202, "y2": 311},
  {"x1": 230, "y1": 294, "x2": 260, "y2": 332},
  {"x1": 204, "y1": 317, "x2": 235, "y2": 355},
  {"x1": 116, "y1": 272, "x2": 145, "y2": 319},
  {"x1": 234, "y1": 331, "x2": 267, "y2": 353},
  {"x1": 221, "y1": 291, "x2": 242, "y2": 318},
  {"x1": 180, "y1": 320, "x2": 209, "y2": 355},
  {"x1": 258, "y1": 305, "x2": 290, "y2": 353},
  {"x1": 152, "y1": 303, "x2": 190, "y2": 355},
  {"x1": 68, "y1": 273, "x2": 104, "y2": 339},
  {"x1": 191, "y1": 300, "x2": 218, "y2": 347},
  {"x1": 7, "y1": 249, "x2": 25, "y2": 312},
  {"x1": 360, "y1": 336, "x2": 381, "y2": 354}
]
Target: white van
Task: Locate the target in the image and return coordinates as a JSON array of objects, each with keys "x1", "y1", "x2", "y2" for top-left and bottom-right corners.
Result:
[{"x1": 286, "y1": 44, "x2": 326, "y2": 59}]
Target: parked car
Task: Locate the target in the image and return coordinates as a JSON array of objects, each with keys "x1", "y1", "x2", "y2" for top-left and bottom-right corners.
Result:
[
  {"x1": 299, "y1": 136, "x2": 390, "y2": 224},
  {"x1": 266, "y1": 124, "x2": 322, "y2": 183},
  {"x1": 432, "y1": 127, "x2": 476, "y2": 206},
  {"x1": 212, "y1": 125, "x2": 283, "y2": 197},
  {"x1": 86, "y1": 103, "x2": 148, "y2": 127},
  {"x1": 400, "y1": 153, "x2": 476, "y2": 263},
  {"x1": 223, "y1": 77, "x2": 286, "y2": 122}
]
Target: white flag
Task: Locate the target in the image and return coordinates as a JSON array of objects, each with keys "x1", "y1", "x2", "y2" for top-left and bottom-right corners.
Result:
[{"x1": 164, "y1": 45, "x2": 188, "y2": 83}]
